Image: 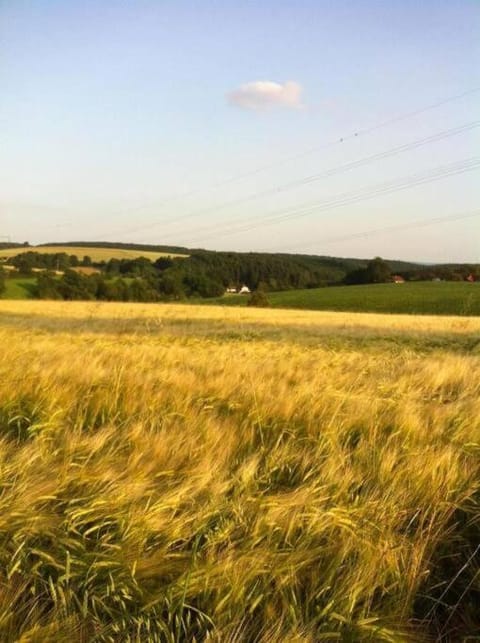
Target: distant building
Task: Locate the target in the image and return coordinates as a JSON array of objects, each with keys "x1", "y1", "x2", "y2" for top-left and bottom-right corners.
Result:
[
  {"x1": 392, "y1": 275, "x2": 405, "y2": 284},
  {"x1": 225, "y1": 287, "x2": 237, "y2": 293},
  {"x1": 238, "y1": 285, "x2": 251, "y2": 294}
]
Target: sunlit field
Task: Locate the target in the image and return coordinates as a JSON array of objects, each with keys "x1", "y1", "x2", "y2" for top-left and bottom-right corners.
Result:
[
  {"x1": 0, "y1": 245, "x2": 187, "y2": 262},
  {"x1": 1, "y1": 301, "x2": 479, "y2": 641}
]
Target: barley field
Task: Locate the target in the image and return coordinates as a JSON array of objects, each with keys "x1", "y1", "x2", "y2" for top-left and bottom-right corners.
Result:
[{"x1": 0, "y1": 301, "x2": 479, "y2": 642}]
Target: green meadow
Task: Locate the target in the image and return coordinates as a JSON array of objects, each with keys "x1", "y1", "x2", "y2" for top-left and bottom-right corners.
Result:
[
  {"x1": 209, "y1": 282, "x2": 480, "y2": 316},
  {"x1": 2, "y1": 277, "x2": 37, "y2": 300}
]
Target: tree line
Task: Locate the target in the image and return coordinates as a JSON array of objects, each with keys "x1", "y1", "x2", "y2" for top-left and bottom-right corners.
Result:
[
  {"x1": 5, "y1": 250, "x2": 364, "y2": 301},
  {"x1": 6, "y1": 251, "x2": 94, "y2": 272},
  {"x1": 35, "y1": 271, "x2": 160, "y2": 302}
]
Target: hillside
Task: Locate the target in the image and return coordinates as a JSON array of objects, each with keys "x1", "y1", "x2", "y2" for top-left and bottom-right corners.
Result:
[
  {"x1": 37, "y1": 240, "x2": 191, "y2": 255},
  {"x1": 0, "y1": 244, "x2": 187, "y2": 262},
  {"x1": 0, "y1": 240, "x2": 423, "y2": 273}
]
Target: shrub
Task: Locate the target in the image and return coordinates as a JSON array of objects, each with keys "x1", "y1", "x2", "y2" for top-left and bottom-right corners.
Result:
[{"x1": 247, "y1": 289, "x2": 270, "y2": 307}]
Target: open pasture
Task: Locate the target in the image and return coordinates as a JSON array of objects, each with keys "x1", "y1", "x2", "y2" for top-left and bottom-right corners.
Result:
[
  {"x1": 1, "y1": 277, "x2": 37, "y2": 300},
  {"x1": 0, "y1": 301, "x2": 479, "y2": 641},
  {"x1": 211, "y1": 282, "x2": 480, "y2": 316}
]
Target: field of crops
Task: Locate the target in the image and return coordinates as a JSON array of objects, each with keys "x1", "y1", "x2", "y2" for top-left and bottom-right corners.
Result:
[
  {"x1": 0, "y1": 301, "x2": 479, "y2": 641},
  {"x1": 0, "y1": 245, "x2": 186, "y2": 262},
  {"x1": 211, "y1": 282, "x2": 480, "y2": 316}
]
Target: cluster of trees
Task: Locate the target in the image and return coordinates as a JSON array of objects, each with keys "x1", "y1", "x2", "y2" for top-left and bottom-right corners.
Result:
[
  {"x1": 35, "y1": 270, "x2": 225, "y2": 302},
  {"x1": 101, "y1": 256, "x2": 225, "y2": 297},
  {"x1": 166, "y1": 251, "x2": 352, "y2": 292},
  {"x1": 34, "y1": 269, "x2": 277, "y2": 304},
  {"x1": 343, "y1": 258, "x2": 479, "y2": 285},
  {"x1": 97, "y1": 251, "x2": 357, "y2": 299},
  {"x1": 36, "y1": 271, "x2": 160, "y2": 302},
  {"x1": 344, "y1": 257, "x2": 392, "y2": 284},
  {"x1": 7, "y1": 252, "x2": 93, "y2": 273},
  {"x1": 104, "y1": 257, "x2": 161, "y2": 278},
  {"x1": 401, "y1": 265, "x2": 480, "y2": 282}
]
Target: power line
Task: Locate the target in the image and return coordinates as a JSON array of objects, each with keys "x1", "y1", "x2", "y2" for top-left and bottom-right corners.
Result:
[
  {"x1": 90, "y1": 84, "x2": 480, "y2": 240},
  {"x1": 135, "y1": 119, "x2": 479, "y2": 239},
  {"x1": 168, "y1": 158, "x2": 480, "y2": 244},
  {"x1": 259, "y1": 208, "x2": 480, "y2": 253},
  {"x1": 208, "y1": 84, "x2": 480, "y2": 183}
]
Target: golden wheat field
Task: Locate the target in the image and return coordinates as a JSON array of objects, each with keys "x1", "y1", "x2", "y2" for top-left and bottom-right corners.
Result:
[
  {"x1": 0, "y1": 301, "x2": 479, "y2": 642},
  {"x1": 0, "y1": 246, "x2": 187, "y2": 262}
]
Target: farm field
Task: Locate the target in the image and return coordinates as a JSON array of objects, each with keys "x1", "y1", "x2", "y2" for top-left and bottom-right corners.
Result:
[
  {"x1": 0, "y1": 301, "x2": 479, "y2": 641},
  {"x1": 0, "y1": 245, "x2": 187, "y2": 262},
  {"x1": 209, "y1": 282, "x2": 480, "y2": 316}
]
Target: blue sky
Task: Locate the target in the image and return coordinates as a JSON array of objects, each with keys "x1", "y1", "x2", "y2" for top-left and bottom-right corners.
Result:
[{"x1": 1, "y1": 0, "x2": 479, "y2": 261}]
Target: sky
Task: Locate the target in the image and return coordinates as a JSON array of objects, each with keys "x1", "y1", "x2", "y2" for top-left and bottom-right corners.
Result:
[{"x1": 1, "y1": 0, "x2": 479, "y2": 262}]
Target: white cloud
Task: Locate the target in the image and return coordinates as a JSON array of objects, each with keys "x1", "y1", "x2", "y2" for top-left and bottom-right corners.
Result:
[{"x1": 227, "y1": 80, "x2": 303, "y2": 111}]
